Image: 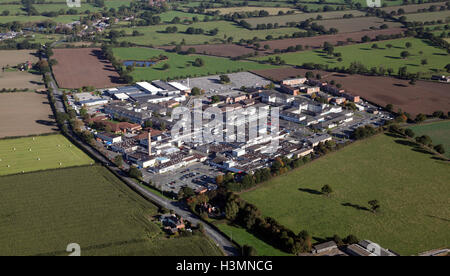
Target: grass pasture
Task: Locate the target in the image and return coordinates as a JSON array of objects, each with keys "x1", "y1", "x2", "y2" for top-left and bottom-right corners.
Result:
[
  {"x1": 241, "y1": 134, "x2": 450, "y2": 255},
  {"x1": 115, "y1": 21, "x2": 302, "y2": 46},
  {"x1": 0, "y1": 134, "x2": 93, "y2": 176},
  {"x1": 215, "y1": 222, "x2": 290, "y2": 256},
  {"x1": 113, "y1": 47, "x2": 275, "y2": 81},
  {"x1": 245, "y1": 10, "x2": 365, "y2": 27},
  {"x1": 206, "y1": 6, "x2": 298, "y2": 15},
  {"x1": 401, "y1": 10, "x2": 450, "y2": 22},
  {"x1": 0, "y1": 165, "x2": 221, "y2": 256},
  {"x1": 409, "y1": 120, "x2": 450, "y2": 158},
  {"x1": 312, "y1": 17, "x2": 403, "y2": 33},
  {"x1": 254, "y1": 37, "x2": 449, "y2": 77}
]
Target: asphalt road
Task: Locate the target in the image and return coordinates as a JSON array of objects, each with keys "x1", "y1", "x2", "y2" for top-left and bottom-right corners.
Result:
[{"x1": 47, "y1": 72, "x2": 239, "y2": 256}]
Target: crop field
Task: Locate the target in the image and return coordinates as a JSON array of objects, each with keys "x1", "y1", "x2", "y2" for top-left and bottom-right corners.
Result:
[
  {"x1": 241, "y1": 134, "x2": 450, "y2": 255},
  {"x1": 401, "y1": 10, "x2": 450, "y2": 22},
  {"x1": 0, "y1": 134, "x2": 93, "y2": 176},
  {"x1": 215, "y1": 222, "x2": 290, "y2": 256},
  {"x1": 313, "y1": 17, "x2": 403, "y2": 33},
  {"x1": 113, "y1": 47, "x2": 275, "y2": 81},
  {"x1": 254, "y1": 38, "x2": 450, "y2": 76},
  {"x1": 245, "y1": 10, "x2": 365, "y2": 27},
  {"x1": 115, "y1": 21, "x2": 306, "y2": 46},
  {"x1": 53, "y1": 48, "x2": 122, "y2": 89},
  {"x1": 259, "y1": 28, "x2": 405, "y2": 52},
  {"x1": 409, "y1": 120, "x2": 450, "y2": 158},
  {"x1": 0, "y1": 165, "x2": 221, "y2": 256},
  {"x1": 0, "y1": 92, "x2": 57, "y2": 139},
  {"x1": 252, "y1": 67, "x2": 450, "y2": 116},
  {"x1": 206, "y1": 6, "x2": 298, "y2": 15}
]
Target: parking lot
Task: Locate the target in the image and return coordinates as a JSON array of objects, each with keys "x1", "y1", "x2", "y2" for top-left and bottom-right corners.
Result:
[
  {"x1": 178, "y1": 72, "x2": 271, "y2": 96},
  {"x1": 142, "y1": 162, "x2": 220, "y2": 194}
]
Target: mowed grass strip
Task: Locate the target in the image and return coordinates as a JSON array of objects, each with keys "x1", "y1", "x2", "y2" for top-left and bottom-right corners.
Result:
[
  {"x1": 113, "y1": 47, "x2": 276, "y2": 81},
  {"x1": 241, "y1": 134, "x2": 450, "y2": 255},
  {"x1": 0, "y1": 134, "x2": 93, "y2": 176},
  {"x1": 409, "y1": 120, "x2": 450, "y2": 158},
  {"x1": 0, "y1": 165, "x2": 222, "y2": 256},
  {"x1": 253, "y1": 37, "x2": 450, "y2": 76}
]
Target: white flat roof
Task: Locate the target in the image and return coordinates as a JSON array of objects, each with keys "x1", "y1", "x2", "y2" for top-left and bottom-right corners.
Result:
[
  {"x1": 114, "y1": 93, "x2": 129, "y2": 100},
  {"x1": 136, "y1": 82, "x2": 163, "y2": 93},
  {"x1": 169, "y1": 82, "x2": 190, "y2": 91}
]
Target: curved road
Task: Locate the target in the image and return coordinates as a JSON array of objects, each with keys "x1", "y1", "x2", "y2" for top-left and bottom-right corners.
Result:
[{"x1": 47, "y1": 73, "x2": 239, "y2": 256}]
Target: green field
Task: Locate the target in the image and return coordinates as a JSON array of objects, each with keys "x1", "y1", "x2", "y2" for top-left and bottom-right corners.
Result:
[
  {"x1": 0, "y1": 134, "x2": 94, "y2": 176},
  {"x1": 253, "y1": 37, "x2": 450, "y2": 76},
  {"x1": 0, "y1": 165, "x2": 222, "y2": 256},
  {"x1": 241, "y1": 134, "x2": 450, "y2": 255},
  {"x1": 245, "y1": 10, "x2": 365, "y2": 27},
  {"x1": 113, "y1": 47, "x2": 275, "y2": 81},
  {"x1": 0, "y1": 14, "x2": 82, "y2": 24},
  {"x1": 159, "y1": 11, "x2": 207, "y2": 23},
  {"x1": 215, "y1": 222, "x2": 290, "y2": 256},
  {"x1": 409, "y1": 120, "x2": 450, "y2": 158},
  {"x1": 115, "y1": 21, "x2": 302, "y2": 46},
  {"x1": 401, "y1": 10, "x2": 450, "y2": 22},
  {"x1": 206, "y1": 6, "x2": 298, "y2": 15}
]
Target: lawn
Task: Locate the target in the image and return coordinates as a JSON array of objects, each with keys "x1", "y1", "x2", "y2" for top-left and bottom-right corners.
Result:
[
  {"x1": 409, "y1": 120, "x2": 450, "y2": 158},
  {"x1": 113, "y1": 47, "x2": 276, "y2": 81},
  {"x1": 241, "y1": 134, "x2": 450, "y2": 255},
  {"x1": 0, "y1": 165, "x2": 222, "y2": 256},
  {"x1": 215, "y1": 222, "x2": 291, "y2": 256},
  {"x1": 253, "y1": 37, "x2": 450, "y2": 77},
  {"x1": 115, "y1": 21, "x2": 302, "y2": 46},
  {"x1": 0, "y1": 134, "x2": 94, "y2": 176}
]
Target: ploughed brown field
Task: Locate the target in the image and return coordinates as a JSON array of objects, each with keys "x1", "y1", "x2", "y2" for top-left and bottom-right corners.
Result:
[
  {"x1": 252, "y1": 67, "x2": 450, "y2": 116},
  {"x1": 260, "y1": 28, "x2": 405, "y2": 51},
  {"x1": 52, "y1": 48, "x2": 122, "y2": 89},
  {"x1": 0, "y1": 92, "x2": 57, "y2": 138},
  {"x1": 158, "y1": 43, "x2": 257, "y2": 58}
]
